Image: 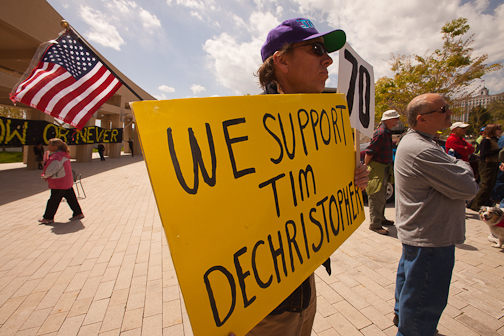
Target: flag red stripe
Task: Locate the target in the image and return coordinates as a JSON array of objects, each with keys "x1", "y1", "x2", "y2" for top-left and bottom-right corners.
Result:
[
  {"x1": 72, "y1": 80, "x2": 122, "y2": 129},
  {"x1": 64, "y1": 74, "x2": 118, "y2": 124},
  {"x1": 34, "y1": 72, "x2": 75, "y2": 112},
  {"x1": 10, "y1": 32, "x2": 123, "y2": 130},
  {"x1": 48, "y1": 65, "x2": 110, "y2": 116},
  {"x1": 14, "y1": 63, "x2": 58, "y2": 102}
]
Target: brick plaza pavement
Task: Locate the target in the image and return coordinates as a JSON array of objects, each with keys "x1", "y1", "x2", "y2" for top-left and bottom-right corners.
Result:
[{"x1": 0, "y1": 154, "x2": 503, "y2": 335}]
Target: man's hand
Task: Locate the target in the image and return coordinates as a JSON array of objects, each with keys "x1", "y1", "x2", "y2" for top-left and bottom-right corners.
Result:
[{"x1": 354, "y1": 164, "x2": 369, "y2": 191}]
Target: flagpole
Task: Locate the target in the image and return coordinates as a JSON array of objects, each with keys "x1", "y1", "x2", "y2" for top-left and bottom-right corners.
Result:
[{"x1": 60, "y1": 20, "x2": 145, "y2": 101}]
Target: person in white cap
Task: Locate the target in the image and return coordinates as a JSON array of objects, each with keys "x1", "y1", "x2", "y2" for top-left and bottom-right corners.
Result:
[
  {"x1": 445, "y1": 121, "x2": 474, "y2": 162},
  {"x1": 364, "y1": 110, "x2": 400, "y2": 235}
]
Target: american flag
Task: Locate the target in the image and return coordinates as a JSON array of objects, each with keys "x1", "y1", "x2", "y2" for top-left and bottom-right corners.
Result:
[{"x1": 10, "y1": 32, "x2": 122, "y2": 130}]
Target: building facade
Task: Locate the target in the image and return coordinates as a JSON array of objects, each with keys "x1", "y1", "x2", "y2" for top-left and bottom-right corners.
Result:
[
  {"x1": 453, "y1": 87, "x2": 504, "y2": 122},
  {"x1": 0, "y1": 0, "x2": 155, "y2": 169}
]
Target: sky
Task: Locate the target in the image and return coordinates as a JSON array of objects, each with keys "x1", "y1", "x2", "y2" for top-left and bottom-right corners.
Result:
[{"x1": 46, "y1": 0, "x2": 504, "y2": 101}]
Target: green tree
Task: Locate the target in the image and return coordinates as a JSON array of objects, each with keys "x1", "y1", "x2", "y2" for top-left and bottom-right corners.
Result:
[
  {"x1": 488, "y1": 99, "x2": 504, "y2": 124},
  {"x1": 467, "y1": 106, "x2": 492, "y2": 135},
  {"x1": 375, "y1": 17, "x2": 502, "y2": 125}
]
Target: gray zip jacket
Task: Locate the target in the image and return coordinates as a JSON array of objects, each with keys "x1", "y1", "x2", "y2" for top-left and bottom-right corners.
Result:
[{"x1": 394, "y1": 129, "x2": 479, "y2": 247}]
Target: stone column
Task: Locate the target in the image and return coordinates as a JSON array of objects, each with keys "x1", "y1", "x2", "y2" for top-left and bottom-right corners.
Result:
[
  {"x1": 74, "y1": 116, "x2": 96, "y2": 163},
  {"x1": 23, "y1": 109, "x2": 53, "y2": 170},
  {"x1": 108, "y1": 114, "x2": 122, "y2": 158}
]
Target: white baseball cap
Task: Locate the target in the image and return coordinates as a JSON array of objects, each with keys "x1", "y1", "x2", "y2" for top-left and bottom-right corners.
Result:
[
  {"x1": 381, "y1": 110, "x2": 400, "y2": 121},
  {"x1": 450, "y1": 122, "x2": 469, "y2": 130}
]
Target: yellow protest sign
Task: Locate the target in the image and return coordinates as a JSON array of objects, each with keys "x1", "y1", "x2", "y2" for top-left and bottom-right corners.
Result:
[{"x1": 131, "y1": 93, "x2": 365, "y2": 336}]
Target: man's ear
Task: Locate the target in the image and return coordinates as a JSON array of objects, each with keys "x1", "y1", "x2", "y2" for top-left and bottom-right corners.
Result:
[{"x1": 272, "y1": 51, "x2": 289, "y2": 74}]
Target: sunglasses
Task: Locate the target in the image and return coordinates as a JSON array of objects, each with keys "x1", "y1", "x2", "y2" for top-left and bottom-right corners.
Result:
[
  {"x1": 422, "y1": 105, "x2": 450, "y2": 115},
  {"x1": 290, "y1": 41, "x2": 328, "y2": 56}
]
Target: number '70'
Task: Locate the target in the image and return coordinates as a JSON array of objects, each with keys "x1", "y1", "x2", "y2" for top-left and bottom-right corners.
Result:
[{"x1": 344, "y1": 50, "x2": 371, "y2": 128}]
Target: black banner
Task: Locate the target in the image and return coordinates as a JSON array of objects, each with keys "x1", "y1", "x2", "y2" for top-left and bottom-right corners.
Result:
[{"x1": 0, "y1": 116, "x2": 123, "y2": 146}]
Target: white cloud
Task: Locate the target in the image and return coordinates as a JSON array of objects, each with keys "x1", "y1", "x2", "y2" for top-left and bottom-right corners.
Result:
[
  {"x1": 158, "y1": 85, "x2": 175, "y2": 93},
  {"x1": 191, "y1": 84, "x2": 206, "y2": 95},
  {"x1": 139, "y1": 9, "x2": 162, "y2": 30},
  {"x1": 105, "y1": 0, "x2": 162, "y2": 34},
  {"x1": 203, "y1": 12, "x2": 280, "y2": 95},
  {"x1": 107, "y1": 0, "x2": 138, "y2": 13},
  {"x1": 168, "y1": 0, "x2": 217, "y2": 10},
  {"x1": 204, "y1": 32, "x2": 263, "y2": 95},
  {"x1": 79, "y1": 5, "x2": 125, "y2": 51},
  {"x1": 289, "y1": 0, "x2": 504, "y2": 83},
  {"x1": 153, "y1": 93, "x2": 167, "y2": 100},
  {"x1": 190, "y1": 11, "x2": 204, "y2": 21}
]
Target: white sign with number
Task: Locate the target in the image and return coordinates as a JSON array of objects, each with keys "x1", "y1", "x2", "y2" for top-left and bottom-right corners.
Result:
[{"x1": 338, "y1": 43, "x2": 375, "y2": 138}]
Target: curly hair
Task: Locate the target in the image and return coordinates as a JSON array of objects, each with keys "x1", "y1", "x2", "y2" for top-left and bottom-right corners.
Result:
[
  {"x1": 256, "y1": 43, "x2": 292, "y2": 90},
  {"x1": 48, "y1": 138, "x2": 70, "y2": 154},
  {"x1": 483, "y1": 124, "x2": 502, "y2": 138}
]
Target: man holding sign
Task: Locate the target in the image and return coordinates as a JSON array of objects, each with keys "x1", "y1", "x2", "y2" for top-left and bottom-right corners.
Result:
[{"x1": 241, "y1": 17, "x2": 369, "y2": 336}]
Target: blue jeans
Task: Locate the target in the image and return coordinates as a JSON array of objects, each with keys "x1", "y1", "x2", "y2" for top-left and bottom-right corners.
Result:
[{"x1": 394, "y1": 244, "x2": 455, "y2": 336}]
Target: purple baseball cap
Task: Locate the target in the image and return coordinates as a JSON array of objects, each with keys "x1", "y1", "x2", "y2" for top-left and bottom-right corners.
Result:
[{"x1": 261, "y1": 18, "x2": 346, "y2": 62}]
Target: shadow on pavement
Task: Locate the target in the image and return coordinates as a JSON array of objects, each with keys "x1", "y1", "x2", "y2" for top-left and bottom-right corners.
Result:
[
  {"x1": 41, "y1": 220, "x2": 86, "y2": 235},
  {"x1": 456, "y1": 243, "x2": 479, "y2": 251},
  {"x1": 0, "y1": 154, "x2": 144, "y2": 206}
]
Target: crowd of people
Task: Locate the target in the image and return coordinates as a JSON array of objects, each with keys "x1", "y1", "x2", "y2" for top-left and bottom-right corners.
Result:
[{"x1": 444, "y1": 122, "x2": 504, "y2": 210}]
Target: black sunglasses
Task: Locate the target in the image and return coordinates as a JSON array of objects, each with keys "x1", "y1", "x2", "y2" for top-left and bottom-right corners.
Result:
[
  {"x1": 290, "y1": 41, "x2": 328, "y2": 56},
  {"x1": 422, "y1": 105, "x2": 450, "y2": 115}
]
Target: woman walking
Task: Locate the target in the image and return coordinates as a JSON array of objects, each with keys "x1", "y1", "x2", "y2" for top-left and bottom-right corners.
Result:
[
  {"x1": 470, "y1": 124, "x2": 502, "y2": 211},
  {"x1": 39, "y1": 138, "x2": 84, "y2": 224}
]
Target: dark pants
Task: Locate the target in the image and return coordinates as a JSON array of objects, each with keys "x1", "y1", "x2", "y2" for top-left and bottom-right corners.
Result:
[
  {"x1": 394, "y1": 244, "x2": 455, "y2": 336},
  {"x1": 98, "y1": 151, "x2": 105, "y2": 161},
  {"x1": 472, "y1": 161, "x2": 499, "y2": 210},
  {"x1": 43, "y1": 188, "x2": 82, "y2": 220}
]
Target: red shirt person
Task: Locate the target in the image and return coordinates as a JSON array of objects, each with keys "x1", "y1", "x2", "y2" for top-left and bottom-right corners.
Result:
[{"x1": 445, "y1": 122, "x2": 474, "y2": 162}]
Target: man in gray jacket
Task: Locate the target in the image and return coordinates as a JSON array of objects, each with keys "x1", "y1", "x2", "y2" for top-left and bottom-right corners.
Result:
[{"x1": 393, "y1": 93, "x2": 479, "y2": 336}]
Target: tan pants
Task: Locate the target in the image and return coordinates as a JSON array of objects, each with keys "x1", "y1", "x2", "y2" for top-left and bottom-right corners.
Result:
[{"x1": 245, "y1": 274, "x2": 317, "y2": 336}]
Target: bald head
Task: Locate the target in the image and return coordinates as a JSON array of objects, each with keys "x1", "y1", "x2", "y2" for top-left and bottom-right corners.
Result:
[{"x1": 406, "y1": 93, "x2": 452, "y2": 134}]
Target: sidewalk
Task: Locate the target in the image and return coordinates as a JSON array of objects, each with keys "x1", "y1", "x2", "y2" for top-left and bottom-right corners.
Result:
[{"x1": 0, "y1": 155, "x2": 503, "y2": 336}]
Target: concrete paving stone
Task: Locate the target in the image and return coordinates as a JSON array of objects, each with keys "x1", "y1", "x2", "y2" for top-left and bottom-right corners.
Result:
[
  {"x1": 141, "y1": 314, "x2": 162, "y2": 336},
  {"x1": 316, "y1": 295, "x2": 339, "y2": 317},
  {"x1": 121, "y1": 308, "x2": 144, "y2": 331},
  {"x1": 316, "y1": 279, "x2": 344, "y2": 304},
  {"x1": 55, "y1": 314, "x2": 85, "y2": 336},
  {"x1": 162, "y1": 299, "x2": 182, "y2": 328},
  {"x1": 82, "y1": 298, "x2": 110, "y2": 326},
  {"x1": 98, "y1": 328, "x2": 120, "y2": 336},
  {"x1": 2, "y1": 157, "x2": 504, "y2": 335},
  {"x1": 121, "y1": 328, "x2": 142, "y2": 336},
  {"x1": 51, "y1": 291, "x2": 79, "y2": 315},
  {"x1": 100, "y1": 304, "x2": 125, "y2": 333},
  {"x1": 36, "y1": 311, "x2": 68, "y2": 335},
  {"x1": 0, "y1": 305, "x2": 36, "y2": 335},
  {"x1": 333, "y1": 300, "x2": 372, "y2": 330},
  {"x1": 359, "y1": 305, "x2": 394, "y2": 330},
  {"x1": 312, "y1": 311, "x2": 332, "y2": 333},
  {"x1": 359, "y1": 323, "x2": 388, "y2": 336},
  {"x1": 67, "y1": 297, "x2": 93, "y2": 318},
  {"x1": 438, "y1": 312, "x2": 482, "y2": 336},
  {"x1": 76, "y1": 276, "x2": 102, "y2": 300},
  {"x1": 461, "y1": 305, "x2": 504, "y2": 331},
  {"x1": 325, "y1": 312, "x2": 362, "y2": 336},
  {"x1": 315, "y1": 327, "x2": 342, "y2": 336},
  {"x1": 162, "y1": 285, "x2": 179, "y2": 303},
  {"x1": 329, "y1": 281, "x2": 370, "y2": 311},
  {"x1": 162, "y1": 324, "x2": 183, "y2": 336},
  {"x1": 108, "y1": 289, "x2": 129, "y2": 308}
]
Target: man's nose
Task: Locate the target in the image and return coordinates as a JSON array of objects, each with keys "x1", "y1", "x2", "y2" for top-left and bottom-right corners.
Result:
[{"x1": 323, "y1": 54, "x2": 333, "y2": 66}]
